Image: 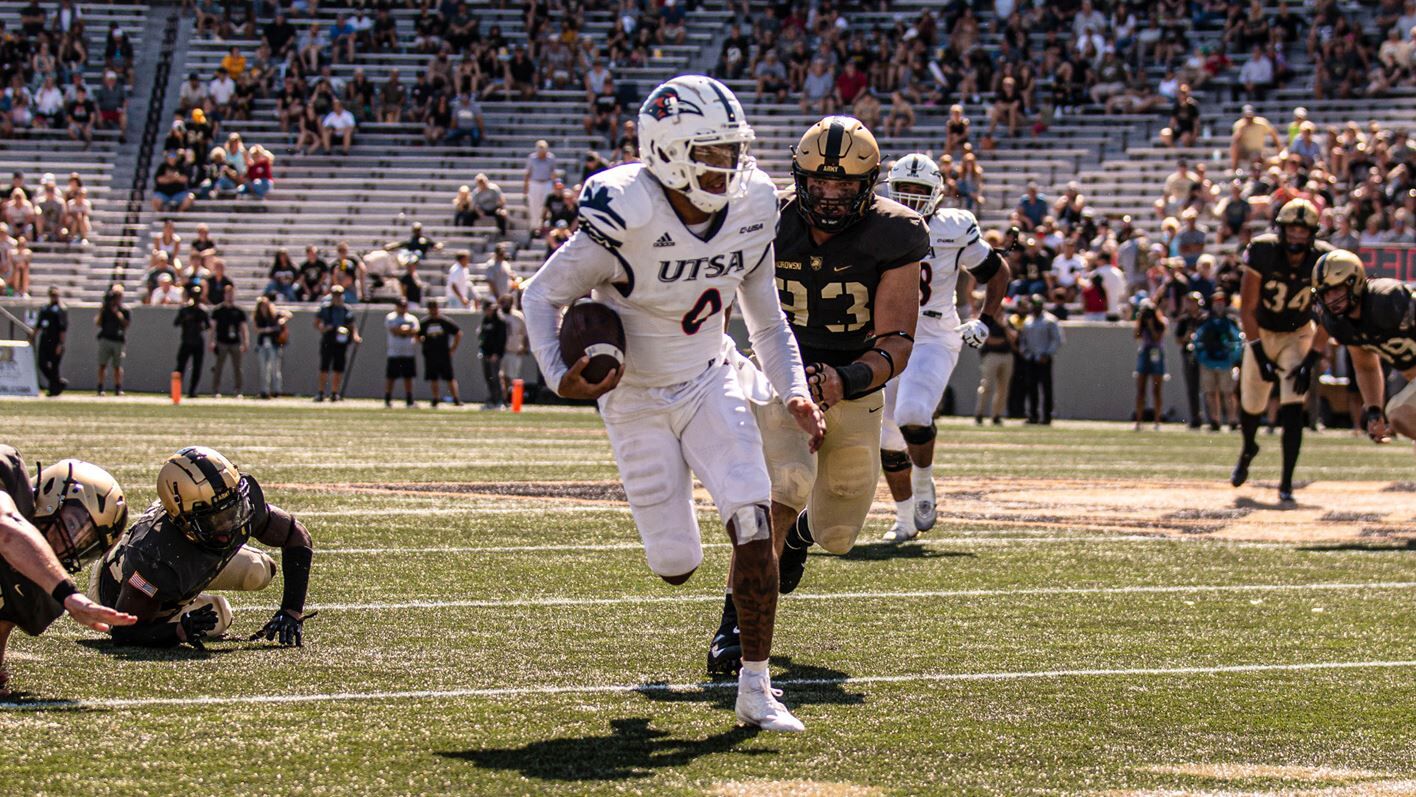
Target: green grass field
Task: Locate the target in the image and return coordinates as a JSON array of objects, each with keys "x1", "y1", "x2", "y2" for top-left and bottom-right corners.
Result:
[{"x1": 1, "y1": 397, "x2": 1414, "y2": 796}]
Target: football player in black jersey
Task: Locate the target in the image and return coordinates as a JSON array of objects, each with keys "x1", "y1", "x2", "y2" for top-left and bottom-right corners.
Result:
[
  {"x1": 94, "y1": 447, "x2": 315, "y2": 649},
  {"x1": 0, "y1": 446, "x2": 133, "y2": 696},
  {"x1": 1232, "y1": 199, "x2": 1334, "y2": 502},
  {"x1": 708, "y1": 116, "x2": 927, "y2": 675},
  {"x1": 1312, "y1": 250, "x2": 1416, "y2": 451}
]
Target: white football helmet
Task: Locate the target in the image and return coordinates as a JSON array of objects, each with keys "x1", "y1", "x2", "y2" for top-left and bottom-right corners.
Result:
[
  {"x1": 637, "y1": 74, "x2": 756, "y2": 213},
  {"x1": 888, "y1": 153, "x2": 944, "y2": 216}
]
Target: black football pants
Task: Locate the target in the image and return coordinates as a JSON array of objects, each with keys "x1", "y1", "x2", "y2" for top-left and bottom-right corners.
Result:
[
  {"x1": 176, "y1": 342, "x2": 205, "y2": 396},
  {"x1": 1024, "y1": 359, "x2": 1053, "y2": 422},
  {"x1": 37, "y1": 339, "x2": 62, "y2": 393}
]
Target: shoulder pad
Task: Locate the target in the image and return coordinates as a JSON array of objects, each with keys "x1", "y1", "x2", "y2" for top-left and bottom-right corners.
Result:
[
  {"x1": 576, "y1": 164, "x2": 653, "y2": 251},
  {"x1": 1312, "y1": 239, "x2": 1335, "y2": 254},
  {"x1": 1366, "y1": 279, "x2": 1416, "y2": 331},
  {"x1": 932, "y1": 208, "x2": 982, "y2": 247}
]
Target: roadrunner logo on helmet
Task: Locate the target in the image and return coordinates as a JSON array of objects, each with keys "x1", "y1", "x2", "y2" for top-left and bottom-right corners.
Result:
[
  {"x1": 31, "y1": 459, "x2": 127, "y2": 573},
  {"x1": 791, "y1": 115, "x2": 881, "y2": 233},
  {"x1": 887, "y1": 153, "x2": 944, "y2": 216},
  {"x1": 158, "y1": 446, "x2": 253, "y2": 551},
  {"x1": 1312, "y1": 248, "x2": 1367, "y2": 317},
  {"x1": 637, "y1": 75, "x2": 755, "y2": 214}
]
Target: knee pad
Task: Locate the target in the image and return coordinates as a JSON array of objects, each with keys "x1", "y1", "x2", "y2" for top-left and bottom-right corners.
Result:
[
  {"x1": 770, "y1": 463, "x2": 815, "y2": 513},
  {"x1": 900, "y1": 424, "x2": 937, "y2": 446},
  {"x1": 823, "y1": 445, "x2": 877, "y2": 499},
  {"x1": 646, "y1": 542, "x2": 703, "y2": 582},
  {"x1": 881, "y1": 449, "x2": 911, "y2": 473},
  {"x1": 813, "y1": 523, "x2": 860, "y2": 555},
  {"x1": 730, "y1": 504, "x2": 771, "y2": 545}
]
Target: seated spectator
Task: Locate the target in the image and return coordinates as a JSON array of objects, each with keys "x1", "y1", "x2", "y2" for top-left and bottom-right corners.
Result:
[
  {"x1": 583, "y1": 79, "x2": 620, "y2": 144},
  {"x1": 944, "y1": 105, "x2": 970, "y2": 156},
  {"x1": 152, "y1": 151, "x2": 194, "y2": 212},
  {"x1": 65, "y1": 187, "x2": 92, "y2": 244},
  {"x1": 885, "y1": 91, "x2": 915, "y2": 137},
  {"x1": 208, "y1": 67, "x2": 236, "y2": 119},
  {"x1": 1229, "y1": 105, "x2": 1283, "y2": 170},
  {"x1": 296, "y1": 245, "x2": 328, "y2": 302},
  {"x1": 345, "y1": 68, "x2": 375, "y2": 122},
  {"x1": 851, "y1": 89, "x2": 882, "y2": 131},
  {"x1": 149, "y1": 272, "x2": 182, "y2": 306},
  {"x1": 372, "y1": 9, "x2": 399, "y2": 52},
  {"x1": 801, "y1": 59, "x2": 835, "y2": 115},
  {"x1": 458, "y1": 174, "x2": 509, "y2": 237},
  {"x1": 422, "y1": 94, "x2": 451, "y2": 146},
  {"x1": 1175, "y1": 209, "x2": 1208, "y2": 268},
  {"x1": 755, "y1": 50, "x2": 789, "y2": 102},
  {"x1": 1010, "y1": 236, "x2": 1052, "y2": 296},
  {"x1": 503, "y1": 45, "x2": 539, "y2": 102},
  {"x1": 296, "y1": 105, "x2": 323, "y2": 155},
  {"x1": 322, "y1": 99, "x2": 357, "y2": 156},
  {"x1": 194, "y1": 147, "x2": 240, "y2": 199},
  {"x1": 240, "y1": 145, "x2": 274, "y2": 198},
  {"x1": 1238, "y1": 45, "x2": 1274, "y2": 99},
  {"x1": 263, "y1": 12, "x2": 296, "y2": 59},
  {"x1": 105, "y1": 24, "x2": 134, "y2": 87},
  {"x1": 1017, "y1": 182, "x2": 1048, "y2": 230},
  {"x1": 266, "y1": 248, "x2": 297, "y2": 300},
  {"x1": 446, "y1": 91, "x2": 484, "y2": 148},
  {"x1": 1054, "y1": 182, "x2": 1087, "y2": 230},
  {"x1": 1050, "y1": 238, "x2": 1084, "y2": 300},
  {"x1": 3, "y1": 188, "x2": 36, "y2": 239},
  {"x1": 379, "y1": 70, "x2": 406, "y2": 123},
  {"x1": 1107, "y1": 80, "x2": 1165, "y2": 114},
  {"x1": 95, "y1": 71, "x2": 126, "y2": 142},
  {"x1": 1214, "y1": 180, "x2": 1254, "y2": 244},
  {"x1": 989, "y1": 76, "x2": 1025, "y2": 138},
  {"x1": 34, "y1": 176, "x2": 66, "y2": 242},
  {"x1": 299, "y1": 22, "x2": 329, "y2": 73},
  {"x1": 32, "y1": 76, "x2": 63, "y2": 129},
  {"x1": 65, "y1": 85, "x2": 95, "y2": 148},
  {"x1": 1167, "y1": 83, "x2": 1201, "y2": 147}
]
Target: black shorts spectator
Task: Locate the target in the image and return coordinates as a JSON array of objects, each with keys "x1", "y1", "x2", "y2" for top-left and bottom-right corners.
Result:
[
  {"x1": 386, "y1": 356, "x2": 416, "y2": 379},
  {"x1": 320, "y1": 340, "x2": 348, "y2": 373},
  {"x1": 424, "y1": 353, "x2": 453, "y2": 382}
]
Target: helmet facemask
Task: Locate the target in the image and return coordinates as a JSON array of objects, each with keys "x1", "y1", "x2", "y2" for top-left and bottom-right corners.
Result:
[
  {"x1": 795, "y1": 170, "x2": 877, "y2": 233},
  {"x1": 889, "y1": 179, "x2": 939, "y2": 215},
  {"x1": 1280, "y1": 222, "x2": 1314, "y2": 255},
  {"x1": 1318, "y1": 283, "x2": 1356, "y2": 316},
  {"x1": 176, "y1": 476, "x2": 253, "y2": 551}
]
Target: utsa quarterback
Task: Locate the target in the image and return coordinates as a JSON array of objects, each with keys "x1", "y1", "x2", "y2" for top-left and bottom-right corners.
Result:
[
  {"x1": 0, "y1": 445, "x2": 133, "y2": 696},
  {"x1": 878, "y1": 154, "x2": 1010, "y2": 543},
  {"x1": 93, "y1": 447, "x2": 315, "y2": 649},
  {"x1": 1232, "y1": 198, "x2": 1333, "y2": 502},
  {"x1": 522, "y1": 75, "x2": 825, "y2": 732},
  {"x1": 707, "y1": 116, "x2": 928, "y2": 676},
  {"x1": 1311, "y1": 249, "x2": 1416, "y2": 450}
]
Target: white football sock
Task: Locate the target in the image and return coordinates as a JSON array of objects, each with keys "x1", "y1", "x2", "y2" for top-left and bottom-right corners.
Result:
[
  {"x1": 895, "y1": 499, "x2": 912, "y2": 527},
  {"x1": 911, "y1": 465, "x2": 933, "y2": 494},
  {"x1": 741, "y1": 659, "x2": 769, "y2": 675}
]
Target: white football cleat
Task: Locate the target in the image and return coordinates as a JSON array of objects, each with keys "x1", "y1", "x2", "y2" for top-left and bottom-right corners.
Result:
[
  {"x1": 911, "y1": 469, "x2": 937, "y2": 531},
  {"x1": 736, "y1": 670, "x2": 804, "y2": 732},
  {"x1": 881, "y1": 521, "x2": 919, "y2": 544}
]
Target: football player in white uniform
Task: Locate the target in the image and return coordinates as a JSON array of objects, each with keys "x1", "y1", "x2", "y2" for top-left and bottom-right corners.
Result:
[
  {"x1": 879, "y1": 154, "x2": 1010, "y2": 543},
  {"x1": 522, "y1": 75, "x2": 825, "y2": 733}
]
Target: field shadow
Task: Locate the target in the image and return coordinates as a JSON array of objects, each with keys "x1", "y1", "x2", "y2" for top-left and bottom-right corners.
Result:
[
  {"x1": 1234, "y1": 496, "x2": 1301, "y2": 511},
  {"x1": 75, "y1": 638, "x2": 244, "y2": 661},
  {"x1": 639, "y1": 657, "x2": 866, "y2": 711},
  {"x1": 0, "y1": 692, "x2": 103, "y2": 712},
  {"x1": 1296, "y1": 541, "x2": 1416, "y2": 553},
  {"x1": 839, "y1": 544, "x2": 975, "y2": 563},
  {"x1": 436, "y1": 717, "x2": 771, "y2": 781}
]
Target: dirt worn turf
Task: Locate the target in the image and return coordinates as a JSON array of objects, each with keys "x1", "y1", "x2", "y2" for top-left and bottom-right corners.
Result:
[{"x1": 1, "y1": 397, "x2": 1414, "y2": 796}]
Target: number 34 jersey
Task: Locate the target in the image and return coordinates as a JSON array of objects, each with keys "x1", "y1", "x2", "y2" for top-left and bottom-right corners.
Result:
[
  {"x1": 775, "y1": 194, "x2": 930, "y2": 366},
  {"x1": 1242, "y1": 233, "x2": 1335, "y2": 332},
  {"x1": 522, "y1": 162, "x2": 804, "y2": 397}
]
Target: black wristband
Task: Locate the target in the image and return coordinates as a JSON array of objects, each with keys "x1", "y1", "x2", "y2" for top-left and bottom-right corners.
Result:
[
  {"x1": 978, "y1": 312, "x2": 995, "y2": 328},
  {"x1": 50, "y1": 579, "x2": 79, "y2": 604},
  {"x1": 280, "y1": 545, "x2": 314, "y2": 615},
  {"x1": 1363, "y1": 405, "x2": 1385, "y2": 427},
  {"x1": 835, "y1": 361, "x2": 875, "y2": 399}
]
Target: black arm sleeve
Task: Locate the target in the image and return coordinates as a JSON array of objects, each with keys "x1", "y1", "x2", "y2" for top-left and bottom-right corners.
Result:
[
  {"x1": 967, "y1": 248, "x2": 1005, "y2": 284},
  {"x1": 110, "y1": 620, "x2": 182, "y2": 647},
  {"x1": 280, "y1": 544, "x2": 312, "y2": 615}
]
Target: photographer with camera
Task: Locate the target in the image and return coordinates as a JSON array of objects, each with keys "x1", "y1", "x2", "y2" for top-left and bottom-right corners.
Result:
[
  {"x1": 1134, "y1": 298, "x2": 1169, "y2": 430},
  {"x1": 95, "y1": 284, "x2": 130, "y2": 396}
]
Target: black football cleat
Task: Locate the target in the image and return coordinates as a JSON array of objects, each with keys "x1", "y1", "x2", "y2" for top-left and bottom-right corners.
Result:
[
  {"x1": 779, "y1": 541, "x2": 809, "y2": 594},
  {"x1": 1231, "y1": 444, "x2": 1259, "y2": 487},
  {"x1": 1278, "y1": 487, "x2": 1295, "y2": 504},
  {"x1": 707, "y1": 625, "x2": 741, "y2": 677}
]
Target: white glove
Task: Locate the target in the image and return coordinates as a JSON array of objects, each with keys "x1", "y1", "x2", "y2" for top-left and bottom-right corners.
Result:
[{"x1": 956, "y1": 318, "x2": 988, "y2": 348}]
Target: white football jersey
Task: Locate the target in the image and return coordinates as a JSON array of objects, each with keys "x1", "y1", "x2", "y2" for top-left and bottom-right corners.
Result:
[
  {"x1": 920, "y1": 208, "x2": 991, "y2": 327},
  {"x1": 523, "y1": 162, "x2": 786, "y2": 390}
]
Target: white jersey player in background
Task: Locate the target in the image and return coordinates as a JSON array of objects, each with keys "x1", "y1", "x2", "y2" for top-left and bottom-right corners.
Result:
[
  {"x1": 879, "y1": 154, "x2": 1010, "y2": 543},
  {"x1": 522, "y1": 75, "x2": 825, "y2": 732}
]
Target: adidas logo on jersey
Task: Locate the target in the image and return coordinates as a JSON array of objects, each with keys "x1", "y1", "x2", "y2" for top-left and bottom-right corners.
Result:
[{"x1": 652, "y1": 232, "x2": 676, "y2": 248}]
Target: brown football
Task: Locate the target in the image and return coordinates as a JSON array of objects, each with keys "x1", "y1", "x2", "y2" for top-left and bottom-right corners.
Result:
[{"x1": 559, "y1": 301, "x2": 626, "y2": 384}]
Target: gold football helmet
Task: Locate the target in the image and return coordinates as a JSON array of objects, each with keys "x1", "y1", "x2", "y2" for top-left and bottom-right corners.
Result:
[
  {"x1": 1275, "y1": 198, "x2": 1319, "y2": 253},
  {"x1": 32, "y1": 460, "x2": 127, "y2": 572},
  {"x1": 158, "y1": 447, "x2": 252, "y2": 550},
  {"x1": 791, "y1": 116, "x2": 881, "y2": 232},
  {"x1": 1312, "y1": 249, "x2": 1367, "y2": 316}
]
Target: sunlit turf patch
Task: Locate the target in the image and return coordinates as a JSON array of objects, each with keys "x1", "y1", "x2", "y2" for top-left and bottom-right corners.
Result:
[{"x1": 1, "y1": 399, "x2": 1413, "y2": 796}]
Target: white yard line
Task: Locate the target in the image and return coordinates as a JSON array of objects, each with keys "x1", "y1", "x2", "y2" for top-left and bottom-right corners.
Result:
[
  {"x1": 4, "y1": 659, "x2": 1412, "y2": 711},
  {"x1": 313, "y1": 535, "x2": 1243, "y2": 555},
  {"x1": 228, "y1": 581, "x2": 1416, "y2": 612}
]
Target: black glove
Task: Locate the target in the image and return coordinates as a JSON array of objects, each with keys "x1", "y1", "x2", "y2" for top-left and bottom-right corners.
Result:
[
  {"x1": 179, "y1": 604, "x2": 219, "y2": 650},
  {"x1": 1291, "y1": 350, "x2": 1322, "y2": 395},
  {"x1": 249, "y1": 609, "x2": 317, "y2": 647},
  {"x1": 1250, "y1": 341, "x2": 1280, "y2": 382}
]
